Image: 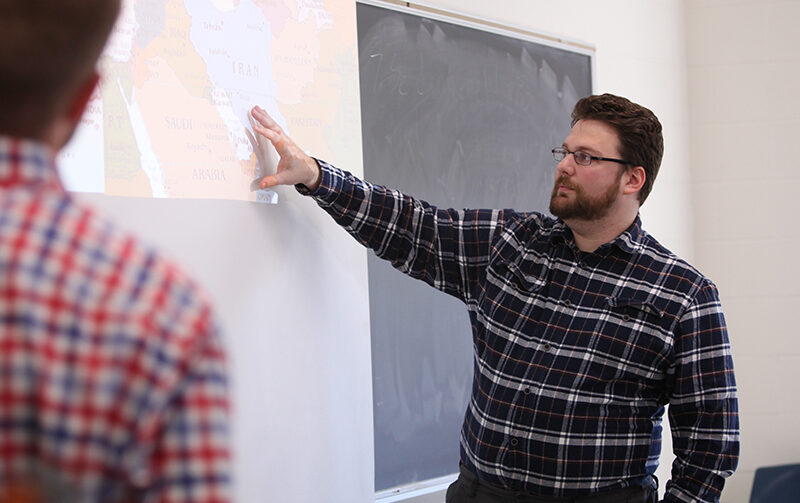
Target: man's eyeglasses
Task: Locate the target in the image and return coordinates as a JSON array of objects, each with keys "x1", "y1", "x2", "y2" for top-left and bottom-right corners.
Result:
[{"x1": 552, "y1": 147, "x2": 630, "y2": 167}]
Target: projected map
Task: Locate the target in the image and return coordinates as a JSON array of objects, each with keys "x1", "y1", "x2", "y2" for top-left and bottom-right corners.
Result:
[{"x1": 58, "y1": 0, "x2": 360, "y2": 203}]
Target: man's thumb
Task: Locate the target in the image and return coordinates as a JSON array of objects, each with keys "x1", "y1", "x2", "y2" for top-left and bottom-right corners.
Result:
[{"x1": 259, "y1": 174, "x2": 281, "y2": 190}]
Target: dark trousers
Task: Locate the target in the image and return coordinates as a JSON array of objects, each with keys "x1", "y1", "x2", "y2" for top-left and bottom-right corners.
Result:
[{"x1": 446, "y1": 465, "x2": 658, "y2": 503}]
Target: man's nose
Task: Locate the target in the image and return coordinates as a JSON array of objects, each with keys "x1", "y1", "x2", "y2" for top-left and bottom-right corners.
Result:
[{"x1": 556, "y1": 154, "x2": 575, "y2": 176}]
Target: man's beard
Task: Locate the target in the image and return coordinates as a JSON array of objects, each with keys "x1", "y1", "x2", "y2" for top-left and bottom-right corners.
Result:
[{"x1": 549, "y1": 173, "x2": 622, "y2": 221}]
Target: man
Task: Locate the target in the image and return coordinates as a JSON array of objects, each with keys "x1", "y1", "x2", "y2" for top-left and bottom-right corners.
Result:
[
  {"x1": 0, "y1": 1, "x2": 231, "y2": 501},
  {"x1": 250, "y1": 93, "x2": 739, "y2": 502}
]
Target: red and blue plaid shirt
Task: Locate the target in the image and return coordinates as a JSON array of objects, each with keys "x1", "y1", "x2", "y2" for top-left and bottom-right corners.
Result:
[
  {"x1": 0, "y1": 137, "x2": 231, "y2": 502},
  {"x1": 304, "y1": 160, "x2": 739, "y2": 503}
]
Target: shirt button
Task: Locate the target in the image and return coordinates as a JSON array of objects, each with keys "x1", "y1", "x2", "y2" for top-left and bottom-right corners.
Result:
[
  {"x1": 510, "y1": 438, "x2": 518, "y2": 446},
  {"x1": 622, "y1": 314, "x2": 631, "y2": 322},
  {"x1": 543, "y1": 343, "x2": 552, "y2": 352},
  {"x1": 564, "y1": 300, "x2": 572, "y2": 307},
  {"x1": 523, "y1": 387, "x2": 531, "y2": 395}
]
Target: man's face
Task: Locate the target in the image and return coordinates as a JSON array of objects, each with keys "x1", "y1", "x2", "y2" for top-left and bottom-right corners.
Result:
[{"x1": 549, "y1": 119, "x2": 626, "y2": 221}]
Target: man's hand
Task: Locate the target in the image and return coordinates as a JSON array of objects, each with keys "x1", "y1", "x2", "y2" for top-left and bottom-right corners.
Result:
[
  {"x1": 250, "y1": 105, "x2": 321, "y2": 191},
  {"x1": 245, "y1": 110, "x2": 279, "y2": 192}
]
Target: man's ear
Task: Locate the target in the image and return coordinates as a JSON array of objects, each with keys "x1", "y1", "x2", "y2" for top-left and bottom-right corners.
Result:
[
  {"x1": 623, "y1": 165, "x2": 646, "y2": 196},
  {"x1": 47, "y1": 71, "x2": 100, "y2": 150},
  {"x1": 67, "y1": 71, "x2": 100, "y2": 122}
]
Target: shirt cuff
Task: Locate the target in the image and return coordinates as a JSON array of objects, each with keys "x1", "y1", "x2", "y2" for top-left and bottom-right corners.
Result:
[{"x1": 294, "y1": 157, "x2": 342, "y2": 202}]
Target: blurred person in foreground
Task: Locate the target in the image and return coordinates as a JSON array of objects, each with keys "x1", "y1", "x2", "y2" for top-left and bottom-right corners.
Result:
[
  {"x1": 249, "y1": 92, "x2": 739, "y2": 503},
  {"x1": 0, "y1": 1, "x2": 231, "y2": 501}
]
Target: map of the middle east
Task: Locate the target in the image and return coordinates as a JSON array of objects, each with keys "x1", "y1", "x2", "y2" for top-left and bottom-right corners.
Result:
[{"x1": 58, "y1": 0, "x2": 361, "y2": 203}]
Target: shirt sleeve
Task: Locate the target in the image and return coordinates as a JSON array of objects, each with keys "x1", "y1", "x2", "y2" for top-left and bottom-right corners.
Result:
[
  {"x1": 663, "y1": 281, "x2": 739, "y2": 503},
  {"x1": 146, "y1": 326, "x2": 232, "y2": 503},
  {"x1": 299, "y1": 159, "x2": 505, "y2": 302}
]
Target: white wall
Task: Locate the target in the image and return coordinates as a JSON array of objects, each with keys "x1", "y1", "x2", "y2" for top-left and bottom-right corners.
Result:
[{"x1": 686, "y1": 0, "x2": 800, "y2": 501}]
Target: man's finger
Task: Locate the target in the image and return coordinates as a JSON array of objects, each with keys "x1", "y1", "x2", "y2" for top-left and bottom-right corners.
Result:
[
  {"x1": 259, "y1": 173, "x2": 281, "y2": 189},
  {"x1": 251, "y1": 106, "x2": 281, "y2": 133},
  {"x1": 244, "y1": 128, "x2": 266, "y2": 173},
  {"x1": 252, "y1": 124, "x2": 283, "y2": 150}
]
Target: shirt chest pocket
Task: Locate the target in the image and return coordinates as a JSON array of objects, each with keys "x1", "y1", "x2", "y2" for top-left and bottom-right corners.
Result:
[
  {"x1": 485, "y1": 256, "x2": 547, "y2": 302},
  {"x1": 590, "y1": 295, "x2": 671, "y2": 379},
  {"x1": 481, "y1": 257, "x2": 549, "y2": 337}
]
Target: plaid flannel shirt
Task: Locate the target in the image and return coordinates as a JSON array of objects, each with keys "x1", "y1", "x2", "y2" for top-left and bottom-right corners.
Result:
[
  {"x1": 0, "y1": 137, "x2": 231, "y2": 502},
  {"x1": 303, "y1": 160, "x2": 739, "y2": 502}
]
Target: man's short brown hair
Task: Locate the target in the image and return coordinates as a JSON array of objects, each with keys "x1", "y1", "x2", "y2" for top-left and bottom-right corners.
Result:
[
  {"x1": 0, "y1": 0, "x2": 121, "y2": 138},
  {"x1": 571, "y1": 94, "x2": 664, "y2": 204}
]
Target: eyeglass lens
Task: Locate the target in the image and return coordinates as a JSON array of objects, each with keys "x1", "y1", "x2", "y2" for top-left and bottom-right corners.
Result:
[{"x1": 552, "y1": 148, "x2": 593, "y2": 166}]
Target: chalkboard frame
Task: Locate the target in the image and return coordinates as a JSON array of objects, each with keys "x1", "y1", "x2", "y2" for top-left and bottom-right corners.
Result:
[{"x1": 357, "y1": 2, "x2": 595, "y2": 501}]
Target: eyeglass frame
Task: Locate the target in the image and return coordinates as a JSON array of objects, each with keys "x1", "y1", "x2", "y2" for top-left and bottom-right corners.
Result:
[{"x1": 551, "y1": 147, "x2": 631, "y2": 167}]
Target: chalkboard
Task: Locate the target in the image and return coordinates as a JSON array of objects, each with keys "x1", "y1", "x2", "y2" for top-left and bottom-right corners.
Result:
[{"x1": 356, "y1": 2, "x2": 593, "y2": 493}]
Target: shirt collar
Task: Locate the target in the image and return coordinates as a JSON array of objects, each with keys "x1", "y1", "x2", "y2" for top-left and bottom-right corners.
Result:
[
  {"x1": 0, "y1": 136, "x2": 63, "y2": 191},
  {"x1": 611, "y1": 215, "x2": 645, "y2": 255},
  {"x1": 550, "y1": 215, "x2": 645, "y2": 256},
  {"x1": 551, "y1": 218, "x2": 573, "y2": 243}
]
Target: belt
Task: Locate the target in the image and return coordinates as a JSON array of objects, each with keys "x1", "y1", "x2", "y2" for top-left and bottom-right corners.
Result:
[{"x1": 456, "y1": 464, "x2": 654, "y2": 503}]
